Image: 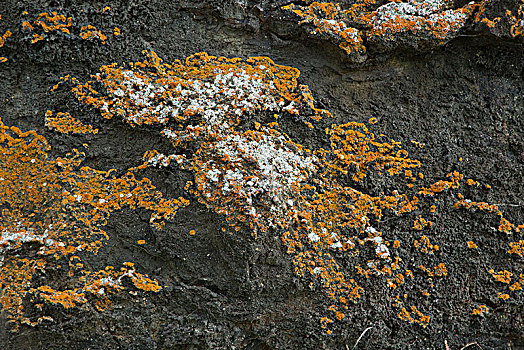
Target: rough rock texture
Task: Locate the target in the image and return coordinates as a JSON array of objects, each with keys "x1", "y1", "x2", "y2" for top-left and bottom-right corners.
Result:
[{"x1": 0, "y1": 1, "x2": 523, "y2": 349}]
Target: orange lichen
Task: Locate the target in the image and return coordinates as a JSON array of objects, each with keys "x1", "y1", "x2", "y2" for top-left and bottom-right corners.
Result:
[
  {"x1": 49, "y1": 49, "x2": 524, "y2": 334},
  {"x1": 497, "y1": 292, "x2": 509, "y2": 300},
  {"x1": 398, "y1": 305, "x2": 430, "y2": 327},
  {"x1": 414, "y1": 235, "x2": 439, "y2": 254},
  {"x1": 53, "y1": 50, "x2": 434, "y2": 329},
  {"x1": 472, "y1": 304, "x2": 489, "y2": 316},
  {"x1": 467, "y1": 241, "x2": 478, "y2": 249},
  {"x1": 19, "y1": 11, "x2": 110, "y2": 46},
  {"x1": 282, "y1": 2, "x2": 366, "y2": 56},
  {"x1": 410, "y1": 140, "x2": 425, "y2": 148},
  {"x1": 0, "y1": 30, "x2": 11, "y2": 47},
  {"x1": 433, "y1": 263, "x2": 447, "y2": 277},
  {"x1": 44, "y1": 111, "x2": 99, "y2": 135},
  {"x1": 80, "y1": 25, "x2": 107, "y2": 44},
  {"x1": 320, "y1": 316, "x2": 334, "y2": 328},
  {"x1": 22, "y1": 11, "x2": 72, "y2": 44},
  {"x1": 35, "y1": 12, "x2": 71, "y2": 34},
  {"x1": 413, "y1": 216, "x2": 432, "y2": 230},
  {"x1": 509, "y1": 274, "x2": 524, "y2": 291},
  {"x1": 508, "y1": 240, "x2": 524, "y2": 257},
  {"x1": 0, "y1": 14, "x2": 11, "y2": 63},
  {"x1": 365, "y1": 1, "x2": 476, "y2": 44},
  {"x1": 453, "y1": 199, "x2": 521, "y2": 234},
  {"x1": 488, "y1": 269, "x2": 512, "y2": 284},
  {"x1": 418, "y1": 263, "x2": 447, "y2": 277},
  {"x1": 0, "y1": 117, "x2": 186, "y2": 328},
  {"x1": 282, "y1": 1, "x2": 491, "y2": 57},
  {"x1": 466, "y1": 178, "x2": 480, "y2": 186},
  {"x1": 419, "y1": 171, "x2": 463, "y2": 196},
  {"x1": 321, "y1": 122, "x2": 421, "y2": 182},
  {"x1": 36, "y1": 286, "x2": 87, "y2": 309},
  {"x1": 473, "y1": 0, "x2": 524, "y2": 38}
]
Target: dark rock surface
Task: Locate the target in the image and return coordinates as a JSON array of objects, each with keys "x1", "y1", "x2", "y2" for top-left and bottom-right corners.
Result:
[{"x1": 0, "y1": 1, "x2": 523, "y2": 349}]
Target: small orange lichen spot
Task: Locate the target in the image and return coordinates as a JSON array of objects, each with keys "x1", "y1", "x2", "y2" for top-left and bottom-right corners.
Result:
[
  {"x1": 472, "y1": 305, "x2": 489, "y2": 316},
  {"x1": 433, "y1": 263, "x2": 447, "y2": 277},
  {"x1": 414, "y1": 235, "x2": 438, "y2": 254},
  {"x1": 509, "y1": 274, "x2": 523, "y2": 291},
  {"x1": 31, "y1": 33, "x2": 44, "y2": 43},
  {"x1": 114, "y1": 27, "x2": 120, "y2": 36},
  {"x1": 80, "y1": 25, "x2": 107, "y2": 44},
  {"x1": 497, "y1": 293, "x2": 509, "y2": 301},
  {"x1": 508, "y1": 241, "x2": 524, "y2": 257},
  {"x1": 467, "y1": 241, "x2": 478, "y2": 249},
  {"x1": 102, "y1": 6, "x2": 111, "y2": 13},
  {"x1": 430, "y1": 205, "x2": 436, "y2": 213},
  {"x1": 0, "y1": 29, "x2": 12, "y2": 48},
  {"x1": 368, "y1": 117, "x2": 378, "y2": 124},
  {"x1": 0, "y1": 57, "x2": 7, "y2": 63},
  {"x1": 22, "y1": 20, "x2": 34, "y2": 31},
  {"x1": 459, "y1": 157, "x2": 463, "y2": 162},
  {"x1": 137, "y1": 240, "x2": 146, "y2": 245},
  {"x1": 413, "y1": 217, "x2": 432, "y2": 231},
  {"x1": 466, "y1": 178, "x2": 479, "y2": 186},
  {"x1": 410, "y1": 140, "x2": 425, "y2": 148},
  {"x1": 335, "y1": 311, "x2": 345, "y2": 320},
  {"x1": 189, "y1": 230, "x2": 196, "y2": 235},
  {"x1": 392, "y1": 240, "x2": 400, "y2": 249},
  {"x1": 398, "y1": 306, "x2": 430, "y2": 327},
  {"x1": 45, "y1": 111, "x2": 99, "y2": 135},
  {"x1": 320, "y1": 317, "x2": 334, "y2": 328},
  {"x1": 326, "y1": 329, "x2": 333, "y2": 335},
  {"x1": 488, "y1": 269, "x2": 512, "y2": 284}
]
